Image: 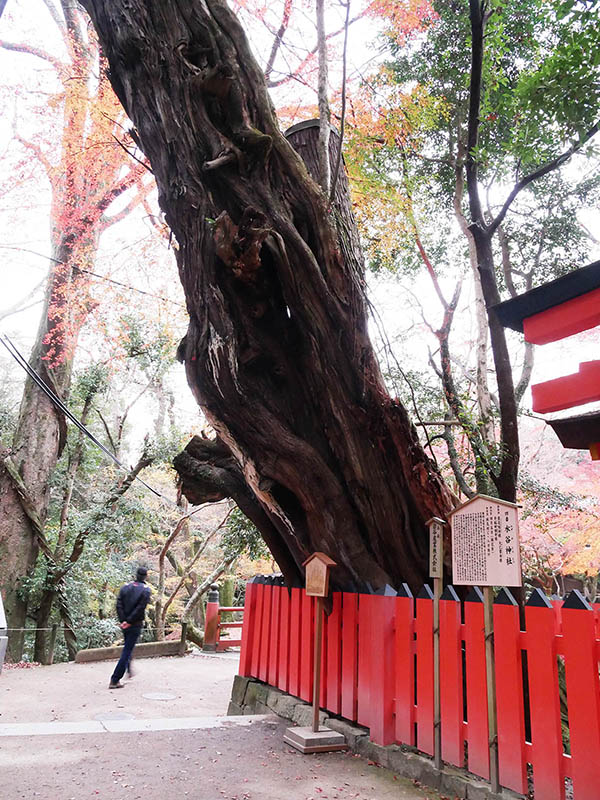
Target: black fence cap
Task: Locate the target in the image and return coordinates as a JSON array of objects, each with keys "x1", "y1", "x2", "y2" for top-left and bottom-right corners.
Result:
[
  {"x1": 417, "y1": 584, "x2": 434, "y2": 600},
  {"x1": 441, "y1": 585, "x2": 460, "y2": 602},
  {"x1": 375, "y1": 584, "x2": 398, "y2": 596},
  {"x1": 397, "y1": 583, "x2": 414, "y2": 599},
  {"x1": 563, "y1": 589, "x2": 592, "y2": 610},
  {"x1": 465, "y1": 586, "x2": 485, "y2": 603},
  {"x1": 495, "y1": 587, "x2": 517, "y2": 606},
  {"x1": 526, "y1": 587, "x2": 553, "y2": 607}
]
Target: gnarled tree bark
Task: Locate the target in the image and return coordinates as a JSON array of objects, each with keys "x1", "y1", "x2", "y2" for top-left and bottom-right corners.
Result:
[{"x1": 84, "y1": 0, "x2": 455, "y2": 592}]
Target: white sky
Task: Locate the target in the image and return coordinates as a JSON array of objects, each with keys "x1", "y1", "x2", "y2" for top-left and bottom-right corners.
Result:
[{"x1": 1, "y1": 0, "x2": 599, "y2": 460}]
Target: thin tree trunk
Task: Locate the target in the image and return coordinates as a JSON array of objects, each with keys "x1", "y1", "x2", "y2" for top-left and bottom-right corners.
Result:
[{"x1": 316, "y1": 0, "x2": 331, "y2": 193}]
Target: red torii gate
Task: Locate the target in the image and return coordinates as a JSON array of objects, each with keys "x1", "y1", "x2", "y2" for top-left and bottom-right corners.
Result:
[{"x1": 494, "y1": 259, "x2": 600, "y2": 460}]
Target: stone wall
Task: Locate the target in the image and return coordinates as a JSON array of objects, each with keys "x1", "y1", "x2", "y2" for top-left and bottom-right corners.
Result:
[{"x1": 228, "y1": 675, "x2": 524, "y2": 800}]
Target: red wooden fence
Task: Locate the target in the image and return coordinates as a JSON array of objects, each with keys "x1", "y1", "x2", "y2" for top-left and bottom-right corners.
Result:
[{"x1": 239, "y1": 580, "x2": 600, "y2": 800}]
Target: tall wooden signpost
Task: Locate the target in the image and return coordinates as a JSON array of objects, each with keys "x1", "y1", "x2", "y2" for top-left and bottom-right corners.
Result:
[
  {"x1": 449, "y1": 495, "x2": 522, "y2": 794},
  {"x1": 283, "y1": 552, "x2": 348, "y2": 754},
  {"x1": 427, "y1": 517, "x2": 446, "y2": 771}
]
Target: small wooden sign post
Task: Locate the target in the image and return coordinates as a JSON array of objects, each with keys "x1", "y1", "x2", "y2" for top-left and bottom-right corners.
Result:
[
  {"x1": 283, "y1": 552, "x2": 348, "y2": 754},
  {"x1": 449, "y1": 494, "x2": 522, "y2": 794},
  {"x1": 427, "y1": 517, "x2": 446, "y2": 771}
]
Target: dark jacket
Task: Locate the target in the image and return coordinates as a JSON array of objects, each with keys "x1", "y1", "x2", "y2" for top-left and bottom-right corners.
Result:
[{"x1": 116, "y1": 581, "x2": 151, "y2": 626}]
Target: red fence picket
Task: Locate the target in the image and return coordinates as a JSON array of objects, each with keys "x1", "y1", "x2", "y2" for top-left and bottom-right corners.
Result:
[
  {"x1": 439, "y1": 586, "x2": 463, "y2": 767},
  {"x1": 340, "y1": 591, "x2": 358, "y2": 722},
  {"x1": 394, "y1": 589, "x2": 415, "y2": 745},
  {"x1": 326, "y1": 592, "x2": 342, "y2": 715},
  {"x1": 277, "y1": 586, "x2": 290, "y2": 693},
  {"x1": 525, "y1": 590, "x2": 565, "y2": 800},
  {"x1": 415, "y1": 587, "x2": 434, "y2": 756},
  {"x1": 288, "y1": 587, "x2": 302, "y2": 698},
  {"x1": 561, "y1": 593, "x2": 600, "y2": 799},
  {"x1": 357, "y1": 593, "x2": 373, "y2": 729},
  {"x1": 299, "y1": 592, "x2": 314, "y2": 703},
  {"x1": 464, "y1": 588, "x2": 489, "y2": 780},
  {"x1": 239, "y1": 579, "x2": 258, "y2": 677},
  {"x1": 493, "y1": 589, "x2": 527, "y2": 794},
  {"x1": 239, "y1": 581, "x2": 600, "y2": 800},
  {"x1": 368, "y1": 595, "x2": 396, "y2": 745}
]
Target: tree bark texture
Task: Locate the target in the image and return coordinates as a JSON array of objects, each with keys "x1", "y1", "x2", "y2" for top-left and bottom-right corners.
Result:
[{"x1": 84, "y1": 0, "x2": 455, "y2": 592}]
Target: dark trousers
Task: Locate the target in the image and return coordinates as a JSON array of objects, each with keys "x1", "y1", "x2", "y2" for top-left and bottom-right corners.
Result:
[{"x1": 110, "y1": 625, "x2": 141, "y2": 684}]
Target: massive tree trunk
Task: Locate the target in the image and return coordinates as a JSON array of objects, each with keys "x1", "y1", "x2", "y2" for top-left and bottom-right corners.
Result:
[{"x1": 84, "y1": 0, "x2": 455, "y2": 592}]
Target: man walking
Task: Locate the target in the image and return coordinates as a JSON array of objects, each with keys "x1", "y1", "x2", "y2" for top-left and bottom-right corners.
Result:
[{"x1": 109, "y1": 566, "x2": 151, "y2": 689}]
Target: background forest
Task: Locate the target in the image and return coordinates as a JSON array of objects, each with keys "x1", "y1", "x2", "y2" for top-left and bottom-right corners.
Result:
[{"x1": 0, "y1": 0, "x2": 599, "y2": 663}]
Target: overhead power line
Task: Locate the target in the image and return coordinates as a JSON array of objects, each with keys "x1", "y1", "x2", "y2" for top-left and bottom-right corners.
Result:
[
  {"x1": 0, "y1": 332, "x2": 180, "y2": 509},
  {"x1": 0, "y1": 245, "x2": 187, "y2": 309}
]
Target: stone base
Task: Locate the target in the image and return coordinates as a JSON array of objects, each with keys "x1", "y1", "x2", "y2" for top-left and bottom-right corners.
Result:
[
  {"x1": 283, "y1": 725, "x2": 348, "y2": 754},
  {"x1": 229, "y1": 675, "x2": 525, "y2": 800}
]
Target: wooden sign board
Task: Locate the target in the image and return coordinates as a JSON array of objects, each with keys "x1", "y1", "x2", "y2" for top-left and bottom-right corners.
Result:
[
  {"x1": 303, "y1": 552, "x2": 336, "y2": 597},
  {"x1": 427, "y1": 517, "x2": 445, "y2": 579},
  {"x1": 449, "y1": 495, "x2": 522, "y2": 587}
]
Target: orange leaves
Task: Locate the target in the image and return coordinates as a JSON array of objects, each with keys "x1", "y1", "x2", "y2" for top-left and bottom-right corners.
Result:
[{"x1": 365, "y1": 0, "x2": 438, "y2": 45}]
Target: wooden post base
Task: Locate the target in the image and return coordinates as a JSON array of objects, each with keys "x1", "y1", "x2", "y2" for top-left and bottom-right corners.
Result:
[{"x1": 283, "y1": 726, "x2": 348, "y2": 754}]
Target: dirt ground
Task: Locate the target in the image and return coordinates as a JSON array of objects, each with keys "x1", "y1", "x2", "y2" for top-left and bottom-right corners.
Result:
[
  {"x1": 0, "y1": 654, "x2": 448, "y2": 800},
  {"x1": 0, "y1": 651, "x2": 239, "y2": 724}
]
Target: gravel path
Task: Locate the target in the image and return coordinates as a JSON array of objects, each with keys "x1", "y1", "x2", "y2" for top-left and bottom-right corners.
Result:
[{"x1": 0, "y1": 654, "x2": 447, "y2": 800}]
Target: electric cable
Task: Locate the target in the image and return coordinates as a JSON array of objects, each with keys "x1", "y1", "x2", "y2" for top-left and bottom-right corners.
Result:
[{"x1": 0, "y1": 332, "x2": 180, "y2": 508}]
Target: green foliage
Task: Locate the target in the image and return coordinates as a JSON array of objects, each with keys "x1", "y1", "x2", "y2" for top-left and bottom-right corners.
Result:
[
  {"x1": 118, "y1": 315, "x2": 176, "y2": 376},
  {"x1": 221, "y1": 506, "x2": 269, "y2": 561}
]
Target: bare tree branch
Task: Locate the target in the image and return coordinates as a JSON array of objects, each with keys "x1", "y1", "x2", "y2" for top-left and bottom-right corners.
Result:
[
  {"x1": 0, "y1": 39, "x2": 63, "y2": 71},
  {"x1": 488, "y1": 122, "x2": 600, "y2": 236}
]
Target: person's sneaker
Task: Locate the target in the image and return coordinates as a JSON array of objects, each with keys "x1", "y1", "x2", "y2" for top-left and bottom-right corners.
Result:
[{"x1": 108, "y1": 681, "x2": 124, "y2": 689}]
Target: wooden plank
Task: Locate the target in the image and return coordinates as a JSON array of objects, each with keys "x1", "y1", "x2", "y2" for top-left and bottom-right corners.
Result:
[
  {"x1": 493, "y1": 590, "x2": 527, "y2": 794},
  {"x1": 464, "y1": 589, "x2": 490, "y2": 780},
  {"x1": 562, "y1": 593, "x2": 600, "y2": 800},
  {"x1": 368, "y1": 595, "x2": 396, "y2": 745},
  {"x1": 439, "y1": 587, "x2": 463, "y2": 767},
  {"x1": 357, "y1": 593, "x2": 373, "y2": 728},
  {"x1": 395, "y1": 590, "x2": 415, "y2": 745},
  {"x1": 300, "y1": 591, "x2": 314, "y2": 703},
  {"x1": 239, "y1": 580, "x2": 258, "y2": 677},
  {"x1": 268, "y1": 586, "x2": 280, "y2": 686},
  {"x1": 258, "y1": 584, "x2": 272, "y2": 683},
  {"x1": 251, "y1": 583, "x2": 265, "y2": 679},
  {"x1": 326, "y1": 592, "x2": 342, "y2": 715},
  {"x1": 319, "y1": 602, "x2": 327, "y2": 709},
  {"x1": 341, "y1": 591, "x2": 359, "y2": 722},
  {"x1": 277, "y1": 587, "x2": 290, "y2": 693},
  {"x1": 415, "y1": 587, "x2": 434, "y2": 756},
  {"x1": 525, "y1": 590, "x2": 565, "y2": 800},
  {"x1": 288, "y1": 588, "x2": 302, "y2": 697}
]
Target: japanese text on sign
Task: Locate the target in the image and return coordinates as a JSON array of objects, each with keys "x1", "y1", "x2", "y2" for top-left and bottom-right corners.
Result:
[
  {"x1": 451, "y1": 495, "x2": 522, "y2": 586},
  {"x1": 429, "y1": 520, "x2": 444, "y2": 579}
]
